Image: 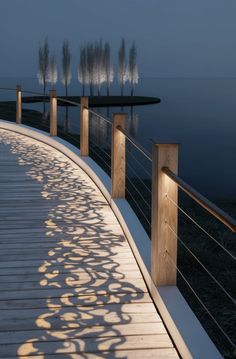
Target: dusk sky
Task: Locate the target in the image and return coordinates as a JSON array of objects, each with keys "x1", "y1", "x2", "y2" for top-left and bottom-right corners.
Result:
[{"x1": 0, "y1": 0, "x2": 236, "y2": 78}]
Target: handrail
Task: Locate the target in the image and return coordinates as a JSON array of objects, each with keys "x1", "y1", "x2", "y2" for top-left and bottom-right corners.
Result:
[
  {"x1": 57, "y1": 97, "x2": 81, "y2": 107},
  {"x1": 162, "y1": 166, "x2": 236, "y2": 233},
  {"x1": 116, "y1": 125, "x2": 152, "y2": 161},
  {"x1": 86, "y1": 107, "x2": 113, "y2": 125},
  {"x1": 22, "y1": 90, "x2": 49, "y2": 96}
]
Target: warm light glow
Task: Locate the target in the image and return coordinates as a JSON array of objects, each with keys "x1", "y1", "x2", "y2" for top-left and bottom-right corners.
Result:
[{"x1": 17, "y1": 341, "x2": 38, "y2": 356}]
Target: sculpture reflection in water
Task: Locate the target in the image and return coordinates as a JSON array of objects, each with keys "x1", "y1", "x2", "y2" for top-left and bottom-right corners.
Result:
[{"x1": 127, "y1": 107, "x2": 139, "y2": 140}]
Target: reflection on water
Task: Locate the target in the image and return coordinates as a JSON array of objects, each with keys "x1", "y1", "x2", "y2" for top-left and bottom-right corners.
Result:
[
  {"x1": 128, "y1": 107, "x2": 139, "y2": 140},
  {"x1": 0, "y1": 130, "x2": 171, "y2": 358}
]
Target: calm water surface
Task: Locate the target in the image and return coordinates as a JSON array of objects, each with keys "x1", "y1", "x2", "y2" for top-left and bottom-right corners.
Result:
[{"x1": 136, "y1": 78, "x2": 236, "y2": 201}]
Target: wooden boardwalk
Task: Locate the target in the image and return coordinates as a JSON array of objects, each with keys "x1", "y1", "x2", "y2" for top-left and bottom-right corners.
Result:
[{"x1": 0, "y1": 129, "x2": 179, "y2": 358}]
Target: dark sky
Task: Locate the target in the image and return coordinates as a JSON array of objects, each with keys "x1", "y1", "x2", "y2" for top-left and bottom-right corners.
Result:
[{"x1": 0, "y1": 0, "x2": 236, "y2": 78}]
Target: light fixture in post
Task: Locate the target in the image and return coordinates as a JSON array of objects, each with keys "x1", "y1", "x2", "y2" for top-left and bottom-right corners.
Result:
[
  {"x1": 111, "y1": 113, "x2": 126, "y2": 198},
  {"x1": 16, "y1": 85, "x2": 22, "y2": 124},
  {"x1": 50, "y1": 90, "x2": 57, "y2": 136},
  {"x1": 80, "y1": 97, "x2": 89, "y2": 156},
  {"x1": 151, "y1": 143, "x2": 179, "y2": 286}
]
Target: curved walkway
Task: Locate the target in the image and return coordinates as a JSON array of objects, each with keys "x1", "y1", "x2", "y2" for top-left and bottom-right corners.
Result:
[{"x1": 0, "y1": 129, "x2": 179, "y2": 359}]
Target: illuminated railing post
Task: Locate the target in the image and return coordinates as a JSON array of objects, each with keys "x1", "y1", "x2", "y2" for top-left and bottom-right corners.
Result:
[
  {"x1": 80, "y1": 97, "x2": 89, "y2": 156},
  {"x1": 151, "y1": 143, "x2": 179, "y2": 286},
  {"x1": 16, "y1": 85, "x2": 22, "y2": 124},
  {"x1": 111, "y1": 113, "x2": 126, "y2": 198},
  {"x1": 50, "y1": 90, "x2": 57, "y2": 136}
]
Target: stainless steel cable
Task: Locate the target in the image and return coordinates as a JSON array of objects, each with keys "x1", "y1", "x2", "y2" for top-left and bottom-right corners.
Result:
[
  {"x1": 89, "y1": 142, "x2": 111, "y2": 165},
  {"x1": 57, "y1": 97, "x2": 80, "y2": 108},
  {"x1": 57, "y1": 131, "x2": 80, "y2": 147},
  {"x1": 166, "y1": 250, "x2": 236, "y2": 349},
  {"x1": 167, "y1": 195, "x2": 236, "y2": 262},
  {"x1": 89, "y1": 144, "x2": 111, "y2": 171},
  {"x1": 88, "y1": 108, "x2": 113, "y2": 125},
  {"x1": 126, "y1": 145, "x2": 152, "y2": 179},
  {"x1": 126, "y1": 176, "x2": 152, "y2": 211},
  {"x1": 89, "y1": 138, "x2": 111, "y2": 160},
  {"x1": 117, "y1": 125, "x2": 152, "y2": 162},
  {"x1": 126, "y1": 162, "x2": 152, "y2": 196},
  {"x1": 167, "y1": 223, "x2": 236, "y2": 306},
  {"x1": 89, "y1": 154, "x2": 111, "y2": 174},
  {"x1": 89, "y1": 119, "x2": 112, "y2": 150},
  {"x1": 126, "y1": 187, "x2": 151, "y2": 228}
]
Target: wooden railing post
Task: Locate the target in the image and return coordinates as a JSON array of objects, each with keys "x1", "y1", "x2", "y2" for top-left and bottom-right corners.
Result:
[
  {"x1": 111, "y1": 113, "x2": 126, "y2": 198},
  {"x1": 151, "y1": 143, "x2": 179, "y2": 286},
  {"x1": 80, "y1": 97, "x2": 89, "y2": 156},
  {"x1": 50, "y1": 90, "x2": 57, "y2": 136},
  {"x1": 16, "y1": 85, "x2": 22, "y2": 124}
]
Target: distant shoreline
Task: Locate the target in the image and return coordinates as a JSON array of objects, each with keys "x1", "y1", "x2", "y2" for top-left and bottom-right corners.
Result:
[{"x1": 21, "y1": 95, "x2": 161, "y2": 107}]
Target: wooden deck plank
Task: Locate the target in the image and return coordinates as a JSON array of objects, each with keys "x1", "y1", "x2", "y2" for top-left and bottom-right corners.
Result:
[
  {"x1": 0, "y1": 349, "x2": 179, "y2": 359},
  {"x1": 0, "y1": 293, "x2": 152, "y2": 310},
  {"x1": 0, "y1": 312, "x2": 161, "y2": 332},
  {"x1": 0, "y1": 285, "x2": 147, "y2": 301},
  {"x1": 0, "y1": 322, "x2": 167, "y2": 344},
  {"x1": 0, "y1": 240, "x2": 131, "y2": 249},
  {"x1": 0, "y1": 262, "x2": 139, "y2": 274},
  {"x1": 0, "y1": 269, "x2": 142, "y2": 282},
  {"x1": 0, "y1": 129, "x2": 179, "y2": 358},
  {"x1": 0, "y1": 335, "x2": 174, "y2": 357},
  {"x1": 0, "y1": 277, "x2": 147, "y2": 292},
  {"x1": 0, "y1": 302, "x2": 157, "y2": 320}
]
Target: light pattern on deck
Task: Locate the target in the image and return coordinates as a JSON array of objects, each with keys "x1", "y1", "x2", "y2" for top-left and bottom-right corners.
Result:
[{"x1": 0, "y1": 129, "x2": 179, "y2": 358}]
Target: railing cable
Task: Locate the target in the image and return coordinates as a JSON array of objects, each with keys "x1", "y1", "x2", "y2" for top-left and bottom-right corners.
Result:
[
  {"x1": 57, "y1": 131, "x2": 80, "y2": 147},
  {"x1": 163, "y1": 166, "x2": 236, "y2": 232},
  {"x1": 126, "y1": 176, "x2": 152, "y2": 211},
  {"x1": 167, "y1": 223, "x2": 236, "y2": 305},
  {"x1": 89, "y1": 117, "x2": 112, "y2": 150},
  {"x1": 89, "y1": 139, "x2": 111, "y2": 160},
  {"x1": 126, "y1": 187, "x2": 151, "y2": 228},
  {"x1": 126, "y1": 162, "x2": 152, "y2": 196},
  {"x1": 57, "y1": 97, "x2": 81, "y2": 108},
  {"x1": 117, "y1": 125, "x2": 152, "y2": 162},
  {"x1": 166, "y1": 250, "x2": 236, "y2": 349},
  {"x1": 89, "y1": 144, "x2": 111, "y2": 171},
  {"x1": 87, "y1": 108, "x2": 113, "y2": 125},
  {"x1": 167, "y1": 195, "x2": 236, "y2": 262},
  {"x1": 126, "y1": 145, "x2": 152, "y2": 179}
]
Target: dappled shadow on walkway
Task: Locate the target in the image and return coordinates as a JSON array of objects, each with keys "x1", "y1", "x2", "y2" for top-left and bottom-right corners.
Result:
[{"x1": 0, "y1": 130, "x2": 165, "y2": 358}]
